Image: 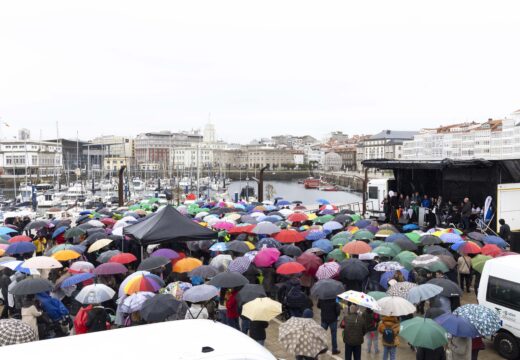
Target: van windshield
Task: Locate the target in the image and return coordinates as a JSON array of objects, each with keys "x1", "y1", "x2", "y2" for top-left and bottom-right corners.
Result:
[{"x1": 486, "y1": 275, "x2": 520, "y2": 312}]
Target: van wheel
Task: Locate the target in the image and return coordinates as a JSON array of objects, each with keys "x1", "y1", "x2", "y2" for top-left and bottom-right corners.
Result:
[{"x1": 494, "y1": 332, "x2": 520, "y2": 360}]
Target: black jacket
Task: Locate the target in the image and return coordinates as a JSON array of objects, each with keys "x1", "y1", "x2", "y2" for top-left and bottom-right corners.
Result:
[
  {"x1": 249, "y1": 321, "x2": 268, "y2": 341},
  {"x1": 416, "y1": 346, "x2": 446, "y2": 360},
  {"x1": 86, "y1": 306, "x2": 110, "y2": 332},
  {"x1": 317, "y1": 299, "x2": 341, "y2": 324}
]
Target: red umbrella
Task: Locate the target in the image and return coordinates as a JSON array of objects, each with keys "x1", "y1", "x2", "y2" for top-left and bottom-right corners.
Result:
[
  {"x1": 101, "y1": 218, "x2": 116, "y2": 227},
  {"x1": 228, "y1": 225, "x2": 255, "y2": 235},
  {"x1": 481, "y1": 244, "x2": 502, "y2": 257},
  {"x1": 287, "y1": 213, "x2": 308, "y2": 223},
  {"x1": 274, "y1": 230, "x2": 305, "y2": 243},
  {"x1": 8, "y1": 235, "x2": 32, "y2": 243},
  {"x1": 109, "y1": 252, "x2": 138, "y2": 264},
  {"x1": 296, "y1": 253, "x2": 323, "y2": 276},
  {"x1": 459, "y1": 241, "x2": 481, "y2": 255},
  {"x1": 342, "y1": 240, "x2": 371, "y2": 255},
  {"x1": 276, "y1": 262, "x2": 306, "y2": 275}
]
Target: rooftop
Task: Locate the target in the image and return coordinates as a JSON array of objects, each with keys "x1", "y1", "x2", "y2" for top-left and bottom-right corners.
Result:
[{"x1": 369, "y1": 130, "x2": 418, "y2": 140}]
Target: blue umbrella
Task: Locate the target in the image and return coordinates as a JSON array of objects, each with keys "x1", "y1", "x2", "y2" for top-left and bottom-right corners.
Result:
[
  {"x1": 259, "y1": 216, "x2": 282, "y2": 223},
  {"x1": 61, "y1": 273, "x2": 96, "y2": 288},
  {"x1": 52, "y1": 226, "x2": 68, "y2": 239},
  {"x1": 434, "y1": 313, "x2": 480, "y2": 338},
  {"x1": 379, "y1": 269, "x2": 410, "y2": 289},
  {"x1": 440, "y1": 233, "x2": 462, "y2": 244},
  {"x1": 323, "y1": 221, "x2": 343, "y2": 232},
  {"x1": 275, "y1": 255, "x2": 294, "y2": 268},
  {"x1": 450, "y1": 241, "x2": 469, "y2": 251},
  {"x1": 453, "y1": 304, "x2": 501, "y2": 337},
  {"x1": 402, "y1": 224, "x2": 420, "y2": 231},
  {"x1": 209, "y1": 242, "x2": 229, "y2": 252},
  {"x1": 483, "y1": 235, "x2": 508, "y2": 248},
  {"x1": 76, "y1": 214, "x2": 91, "y2": 224},
  {"x1": 6, "y1": 242, "x2": 36, "y2": 255},
  {"x1": 79, "y1": 210, "x2": 92, "y2": 216},
  {"x1": 0, "y1": 227, "x2": 18, "y2": 236},
  {"x1": 277, "y1": 200, "x2": 291, "y2": 206},
  {"x1": 386, "y1": 233, "x2": 408, "y2": 243},
  {"x1": 306, "y1": 230, "x2": 327, "y2": 241},
  {"x1": 316, "y1": 199, "x2": 330, "y2": 205},
  {"x1": 354, "y1": 219, "x2": 371, "y2": 228},
  {"x1": 313, "y1": 239, "x2": 333, "y2": 253}
]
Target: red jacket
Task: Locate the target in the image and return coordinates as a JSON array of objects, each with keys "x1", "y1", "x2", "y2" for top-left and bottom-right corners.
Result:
[{"x1": 226, "y1": 290, "x2": 239, "y2": 319}]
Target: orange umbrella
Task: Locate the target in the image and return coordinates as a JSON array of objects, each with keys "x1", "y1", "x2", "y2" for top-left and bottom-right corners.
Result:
[
  {"x1": 342, "y1": 240, "x2": 371, "y2": 255},
  {"x1": 173, "y1": 257, "x2": 203, "y2": 273},
  {"x1": 52, "y1": 250, "x2": 81, "y2": 261}
]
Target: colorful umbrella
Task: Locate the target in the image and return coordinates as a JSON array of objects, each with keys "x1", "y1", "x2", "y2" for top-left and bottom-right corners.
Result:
[
  {"x1": 109, "y1": 252, "x2": 137, "y2": 264},
  {"x1": 342, "y1": 240, "x2": 371, "y2": 255},
  {"x1": 481, "y1": 244, "x2": 502, "y2": 257},
  {"x1": 173, "y1": 258, "x2": 203, "y2": 273},
  {"x1": 471, "y1": 254, "x2": 492, "y2": 273},
  {"x1": 374, "y1": 261, "x2": 404, "y2": 272},
  {"x1": 8, "y1": 235, "x2": 31, "y2": 244},
  {"x1": 337, "y1": 290, "x2": 381, "y2": 311},
  {"x1": 434, "y1": 313, "x2": 480, "y2": 338},
  {"x1": 253, "y1": 248, "x2": 280, "y2": 267},
  {"x1": 274, "y1": 229, "x2": 305, "y2": 243},
  {"x1": 296, "y1": 253, "x2": 323, "y2": 277},
  {"x1": 124, "y1": 274, "x2": 163, "y2": 295},
  {"x1": 393, "y1": 250, "x2": 417, "y2": 271},
  {"x1": 386, "y1": 281, "x2": 417, "y2": 298},
  {"x1": 52, "y1": 250, "x2": 81, "y2": 262},
  {"x1": 150, "y1": 248, "x2": 180, "y2": 260},
  {"x1": 483, "y1": 235, "x2": 508, "y2": 248},
  {"x1": 315, "y1": 262, "x2": 340, "y2": 280}
]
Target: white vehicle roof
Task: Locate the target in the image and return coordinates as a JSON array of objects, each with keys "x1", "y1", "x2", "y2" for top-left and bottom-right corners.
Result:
[
  {"x1": 0, "y1": 320, "x2": 277, "y2": 360},
  {"x1": 367, "y1": 178, "x2": 392, "y2": 185},
  {"x1": 482, "y1": 255, "x2": 520, "y2": 279}
]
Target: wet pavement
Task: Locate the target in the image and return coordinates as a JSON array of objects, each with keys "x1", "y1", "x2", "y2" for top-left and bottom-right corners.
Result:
[{"x1": 264, "y1": 291, "x2": 503, "y2": 360}]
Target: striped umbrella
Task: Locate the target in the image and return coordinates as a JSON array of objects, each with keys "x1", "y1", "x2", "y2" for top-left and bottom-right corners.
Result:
[
  {"x1": 227, "y1": 256, "x2": 252, "y2": 274},
  {"x1": 315, "y1": 262, "x2": 340, "y2": 280}
]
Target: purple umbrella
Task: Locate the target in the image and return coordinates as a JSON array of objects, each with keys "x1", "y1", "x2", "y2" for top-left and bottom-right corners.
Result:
[
  {"x1": 151, "y1": 248, "x2": 180, "y2": 260},
  {"x1": 93, "y1": 262, "x2": 128, "y2": 276}
]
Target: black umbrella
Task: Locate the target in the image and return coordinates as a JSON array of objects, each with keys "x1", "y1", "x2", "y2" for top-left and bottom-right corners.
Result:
[
  {"x1": 86, "y1": 228, "x2": 105, "y2": 236},
  {"x1": 137, "y1": 256, "x2": 171, "y2": 271},
  {"x1": 339, "y1": 258, "x2": 369, "y2": 281},
  {"x1": 427, "y1": 278, "x2": 462, "y2": 297},
  {"x1": 24, "y1": 220, "x2": 48, "y2": 231},
  {"x1": 281, "y1": 245, "x2": 303, "y2": 257},
  {"x1": 268, "y1": 211, "x2": 284, "y2": 218},
  {"x1": 236, "y1": 233, "x2": 248, "y2": 241},
  {"x1": 187, "y1": 240, "x2": 212, "y2": 252},
  {"x1": 420, "y1": 235, "x2": 442, "y2": 246},
  {"x1": 257, "y1": 237, "x2": 281, "y2": 249},
  {"x1": 310, "y1": 279, "x2": 345, "y2": 300},
  {"x1": 424, "y1": 245, "x2": 451, "y2": 256},
  {"x1": 81, "y1": 232, "x2": 107, "y2": 246},
  {"x1": 394, "y1": 238, "x2": 418, "y2": 252},
  {"x1": 467, "y1": 232, "x2": 485, "y2": 242},
  {"x1": 208, "y1": 272, "x2": 248, "y2": 288},
  {"x1": 227, "y1": 241, "x2": 250, "y2": 254},
  {"x1": 141, "y1": 294, "x2": 187, "y2": 323},
  {"x1": 424, "y1": 307, "x2": 446, "y2": 319},
  {"x1": 236, "y1": 284, "x2": 267, "y2": 306},
  {"x1": 54, "y1": 219, "x2": 72, "y2": 229},
  {"x1": 240, "y1": 215, "x2": 258, "y2": 224},
  {"x1": 189, "y1": 265, "x2": 219, "y2": 279},
  {"x1": 210, "y1": 208, "x2": 235, "y2": 215},
  {"x1": 10, "y1": 278, "x2": 53, "y2": 296},
  {"x1": 334, "y1": 214, "x2": 352, "y2": 225},
  {"x1": 77, "y1": 223, "x2": 95, "y2": 230}
]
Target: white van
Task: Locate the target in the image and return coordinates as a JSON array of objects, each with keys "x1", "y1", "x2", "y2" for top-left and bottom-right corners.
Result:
[
  {"x1": 0, "y1": 319, "x2": 277, "y2": 360},
  {"x1": 366, "y1": 178, "x2": 396, "y2": 217},
  {"x1": 478, "y1": 255, "x2": 520, "y2": 359}
]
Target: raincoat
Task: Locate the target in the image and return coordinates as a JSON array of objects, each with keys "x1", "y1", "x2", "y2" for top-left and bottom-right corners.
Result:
[
  {"x1": 378, "y1": 316, "x2": 400, "y2": 347},
  {"x1": 35, "y1": 292, "x2": 69, "y2": 321}
]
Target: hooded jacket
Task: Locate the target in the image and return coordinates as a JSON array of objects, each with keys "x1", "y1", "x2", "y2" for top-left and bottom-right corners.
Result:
[{"x1": 378, "y1": 316, "x2": 400, "y2": 347}]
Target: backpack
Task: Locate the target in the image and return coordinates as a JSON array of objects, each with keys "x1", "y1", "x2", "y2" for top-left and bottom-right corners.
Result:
[
  {"x1": 73, "y1": 305, "x2": 92, "y2": 335},
  {"x1": 284, "y1": 286, "x2": 308, "y2": 309},
  {"x1": 382, "y1": 326, "x2": 395, "y2": 344}
]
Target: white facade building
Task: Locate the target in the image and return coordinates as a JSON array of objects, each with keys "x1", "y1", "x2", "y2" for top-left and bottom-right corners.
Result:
[
  {"x1": 0, "y1": 140, "x2": 62, "y2": 178},
  {"x1": 402, "y1": 118, "x2": 520, "y2": 160}
]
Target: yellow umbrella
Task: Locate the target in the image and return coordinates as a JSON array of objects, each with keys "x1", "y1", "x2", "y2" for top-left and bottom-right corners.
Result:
[
  {"x1": 88, "y1": 239, "x2": 113, "y2": 253},
  {"x1": 307, "y1": 214, "x2": 317, "y2": 221},
  {"x1": 52, "y1": 250, "x2": 81, "y2": 262},
  {"x1": 172, "y1": 258, "x2": 202, "y2": 273},
  {"x1": 432, "y1": 231, "x2": 443, "y2": 237},
  {"x1": 244, "y1": 241, "x2": 256, "y2": 250},
  {"x1": 242, "y1": 297, "x2": 282, "y2": 321}
]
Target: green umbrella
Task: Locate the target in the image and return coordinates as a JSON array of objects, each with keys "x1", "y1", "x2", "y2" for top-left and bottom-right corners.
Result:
[
  {"x1": 326, "y1": 249, "x2": 346, "y2": 262},
  {"x1": 471, "y1": 254, "x2": 492, "y2": 273},
  {"x1": 350, "y1": 214, "x2": 362, "y2": 222},
  {"x1": 367, "y1": 291, "x2": 387, "y2": 301},
  {"x1": 332, "y1": 231, "x2": 353, "y2": 242},
  {"x1": 128, "y1": 205, "x2": 140, "y2": 211},
  {"x1": 353, "y1": 230, "x2": 375, "y2": 241},
  {"x1": 313, "y1": 215, "x2": 334, "y2": 224},
  {"x1": 399, "y1": 317, "x2": 448, "y2": 350},
  {"x1": 405, "y1": 232, "x2": 421, "y2": 244},
  {"x1": 64, "y1": 227, "x2": 87, "y2": 239},
  {"x1": 369, "y1": 240, "x2": 384, "y2": 249},
  {"x1": 373, "y1": 245, "x2": 399, "y2": 258},
  {"x1": 394, "y1": 251, "x2": 417, "y2": 271},
  {"x1": 331, "y1": 237, "x2": 349, "y2": 247}
]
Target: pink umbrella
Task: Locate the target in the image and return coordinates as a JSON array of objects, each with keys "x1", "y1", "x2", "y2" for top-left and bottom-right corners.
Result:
[
  {"x1": 253, "y1": 248, "x2": 281, "y2": 267},
  {"x1": 316, "y1": 262, "x2": 340, "y2": 280},
  {"x1": 213, "y1": 221, "x2": 235, "y2": 231}
]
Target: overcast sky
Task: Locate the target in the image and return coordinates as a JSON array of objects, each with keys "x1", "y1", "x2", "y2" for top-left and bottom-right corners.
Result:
[{"x1": 0, "y1": 0, "x2": 519, "y2": 143}]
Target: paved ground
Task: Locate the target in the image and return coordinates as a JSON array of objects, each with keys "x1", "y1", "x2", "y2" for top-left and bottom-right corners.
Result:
[{"x1": 264, "y1": 291, "x2": 503, "y2": 360}]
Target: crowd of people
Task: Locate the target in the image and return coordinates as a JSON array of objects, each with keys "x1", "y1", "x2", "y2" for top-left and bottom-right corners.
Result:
[{"x1": 0, "y1": 197, "x2": 511, "y2": 360}]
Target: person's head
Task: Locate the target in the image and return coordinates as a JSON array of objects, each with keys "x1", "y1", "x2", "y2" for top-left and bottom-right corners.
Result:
[
  {"x1": 499, "y1": 219, "x2": 505, "y2": 225},
  {"x1": 302, "y1": 308, "x2": 313, "y2": 318},
  {"x1": 424, "y1": 195, "x2": 428, "y2": 199},
  {"x1": 464, "y1": 197, "x2": 469, "y2": 203}
]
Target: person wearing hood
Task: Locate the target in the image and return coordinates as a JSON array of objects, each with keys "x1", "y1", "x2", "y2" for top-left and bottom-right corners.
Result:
[
  {"x1": 342, "y1": 304, "x2": 367, "y2": 360},
  {"x1": 378, "y1": 315, "x2": 400, "y2": 360},
  {"x1": 21, "y1": 297, "x2": 42, "y2": 339},
  {"x1": 85, "y1": 304, "x2": 110, "y2": 332}
]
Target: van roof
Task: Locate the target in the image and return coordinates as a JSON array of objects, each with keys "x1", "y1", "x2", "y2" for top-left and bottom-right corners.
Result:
[
  {"x1": 0, "y1": 320, "x2": 276, "y2": 360},
  {"x1": 483, "y1": 255, "x2": 520, "y2": 274}
]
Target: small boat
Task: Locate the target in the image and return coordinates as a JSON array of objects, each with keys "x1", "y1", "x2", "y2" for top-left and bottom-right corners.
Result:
[{"x1": 303, "y1": 177, "x2": 321, "y2": 189}]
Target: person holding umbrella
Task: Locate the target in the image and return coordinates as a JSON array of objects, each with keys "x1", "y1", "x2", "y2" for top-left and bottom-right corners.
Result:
[
  {"x1": 317, "y1": 296, "x2": 341, "y2": 355},
  {"x1": 21, "y1": 297, "x2": 42, "y2": 339},
  {"x1": 86, "y1": 303, "x2": 110, "y2": 332}
]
